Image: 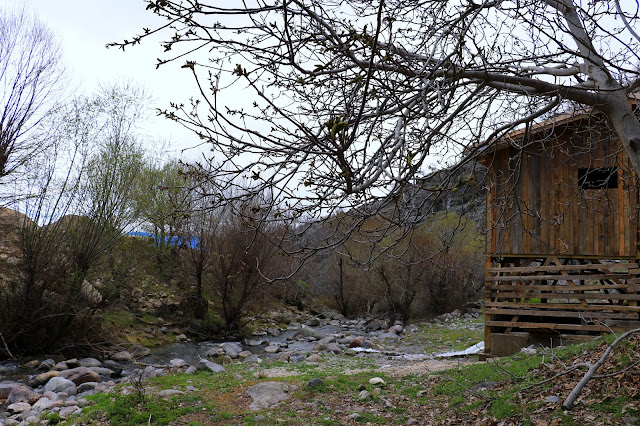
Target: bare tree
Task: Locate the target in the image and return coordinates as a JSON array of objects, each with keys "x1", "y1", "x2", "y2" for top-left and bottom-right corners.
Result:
[
  {"x1": 0, "y1": 6, "x2": 65, "y2": 184},
  {"x1": 0, "y1": 84, "x2": 147, "y2": 355},
  {"x1": 111, "y1": 1, "x2": 640, "y2": 228}
]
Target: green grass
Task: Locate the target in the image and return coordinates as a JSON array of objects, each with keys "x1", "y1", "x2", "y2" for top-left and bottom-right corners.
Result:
[
  {"x1": 80, "y1": 392, "x2": 205, "y2": 425},
  {"x1": 407, "y1": 317, "x2": 484, "y2": 354}
]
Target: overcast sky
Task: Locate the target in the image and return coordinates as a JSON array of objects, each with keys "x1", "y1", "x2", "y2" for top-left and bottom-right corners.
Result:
[{"x1": 7, "y1": 0, "x2": 203, "y2": 160}]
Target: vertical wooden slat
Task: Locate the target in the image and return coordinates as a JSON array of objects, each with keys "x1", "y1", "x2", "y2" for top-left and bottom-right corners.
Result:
[{"x1": 484, "y1": 256, "x2": 494, "y2": 354}]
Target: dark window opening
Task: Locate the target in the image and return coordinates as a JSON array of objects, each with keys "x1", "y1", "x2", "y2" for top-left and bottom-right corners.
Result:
[{"x1": 578, "y1": 167, "x2": 618, "y2": 189}]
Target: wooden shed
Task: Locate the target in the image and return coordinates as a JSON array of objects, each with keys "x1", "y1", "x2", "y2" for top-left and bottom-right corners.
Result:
[{"x1": 478, "y1": 99, "x2": 640, "y2": 355}]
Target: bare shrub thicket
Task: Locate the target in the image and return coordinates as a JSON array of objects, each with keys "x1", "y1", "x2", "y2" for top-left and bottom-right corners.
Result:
[{"x1": 308, "y1": 212, "x2": 483, "y2": 321}]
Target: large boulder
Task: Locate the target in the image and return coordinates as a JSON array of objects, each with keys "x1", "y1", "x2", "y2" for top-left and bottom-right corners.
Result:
[
  {"x1": 7, "y1": 402, "x2": 31, "y2": 414},
  {"x1": 58, "y1": 367, "x2": 101, "y2": 386},
  {"x1": 197, "y1": 359, "x2": 225, "y2": 373},
  {"x1": 128, "y1": 345, "x2": 151, "y2": 358},
  {"x1": 293, "y1": 325, "x2": 325, "y2": 340},
  {"x1": 102, "y1": 360, "x2": 123, "y2": 377},
  {"x1": 221, "y1": 342, "x2": 242, "y2": 358},
  {"x1": 44, "y1": 377, "x2": 77, "y2": 395},
  {"x1": 0, "y1": 382, "x2": 21, "y2": 402},
  {"x1": 110, "y1": 351, "x2": 132, "y2": 362},
  {"x1": 246, "y1": 382, "x2": 298, "y2": 411},
  {"x1": 89, "y1": 367, "x2": 115, "y2": 378},
  {"x1": 78, "y1": 358, "x2": 102, "y2": 368},
  {"x1": 6, "y1": 385, "x2": 39, "y2": 405}
]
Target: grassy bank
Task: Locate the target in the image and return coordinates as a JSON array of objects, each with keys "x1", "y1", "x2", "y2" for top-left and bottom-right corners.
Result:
[{"x1": 43, "y1": 321, "x2": 640, "y2": 425}]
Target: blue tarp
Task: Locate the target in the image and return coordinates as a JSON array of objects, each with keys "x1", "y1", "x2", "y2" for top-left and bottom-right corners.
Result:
[{"x1": 127, "y1": 231, "x2": 199, "y2": 248}]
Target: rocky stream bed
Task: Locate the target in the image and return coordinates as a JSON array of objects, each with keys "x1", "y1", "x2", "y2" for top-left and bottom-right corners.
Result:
[{"x1": 0, "y1": 307, "x2": 483, "y2": 425}]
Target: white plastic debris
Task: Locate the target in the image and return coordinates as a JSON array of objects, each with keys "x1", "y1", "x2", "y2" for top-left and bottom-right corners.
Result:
[{"x1": 434, "y1": 342, "x2": 484, "y2": 358}]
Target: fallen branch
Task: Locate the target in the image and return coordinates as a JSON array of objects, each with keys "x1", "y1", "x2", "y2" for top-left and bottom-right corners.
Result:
[
  {"x1": 0, "y1": 332, "x2": 15, "y2": 359},
  {"x1": 564, "y1": 328, "x2": 640, "y2": 409}
]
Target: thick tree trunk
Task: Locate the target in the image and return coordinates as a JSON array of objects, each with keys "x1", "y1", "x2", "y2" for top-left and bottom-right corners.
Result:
[{"x1": 605, "y1": 93, "x2": 640, "y2": 174}]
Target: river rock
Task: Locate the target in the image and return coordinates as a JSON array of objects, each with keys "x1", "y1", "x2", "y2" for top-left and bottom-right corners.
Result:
[
  {"x1": 264, "y1": 345, "x2": 280, "y2": 354},
  {"x1": 197, "y1": 359, "x2": 225, "y2": 373},
  {"x1": 307, "y1": 317, "x2": 320, "y2": 327},
  {"x1": 0, "y1": 382, "x2": 20, "y2": 402},
  {"x1": 53, "y1": 361, "x2": 68, "y2": 371},
  {"x1": 78, "y1": 358, "x2": 102, "y2": 368},
  {"x1": 59, "y1": 367, "x2": 101, "y2": 386},
  {"x1": 238, "y1": 350, "x2": 252, "y2": 358},
  {"x1": 7, "y1": 402, "x2": 31, "y2": 414},
  {"x1": 32, "y1": 397, "x2": 53, "y2": 411},
  {"x1": 64, "y1": 358, "x2": 79, "y2": 368},
  {"x1": 266, "y1": 328, "x2": 280, "y2": 337},
  {"x1": 94, "y1": 382, "x2": 114, "y2": 393},
  {"x1": 306, "y1": 354, "x2": 323, "y2": 363},
  {"x1": 21, "y1": 360, "x2": 40, "y2": 369},
  {"x1": 294, "y1": 325, "x2": 325, "y2": 340},
  {"x1": 128, "y1": 344, "x2": 151, "y2": 357},
  {"x1": 348, "y1": 336, "x2": 367, "y2": 348},
  {"x1": 369, "y1": 377, "x2": 385, "y2": 386},
  {"x1": 245, "y1": 339, "x2": 264, "y2": 346},
  {"x1": 388, "y1": 325, "x2": 403, "y2": 334},
  {"x1": 30, "y1": 370, "x2": 59, "y2": 388},
  {"x1": 38, "y1": 358, "x2": 55, "y2": 370},
  {"x1": 102, "y1": 360, "x2": 123, "y2": 377},
  {"x1": 185, "y1": 365, "x2": 197, "y2": 375},
  {"x1": 169, "y1": 358, "x2": 186, "y2": 368},
  {"x1": 325, "y1": 343, "x2": 343, "y2": 354},
  {"x1": 44, "y1": 377, "x2": 77, "y2": 395},
  {"x1": 110, "y1": 351, "x2": 133, "y2": 362},
  {"x1": 89, "y1": 367, "x2": 115, "y2": 378},
  {"x1": 206, "y1": 347, "x2": 223, "y2": 358},
  {"x1": 131, "y1": 366, "x2": 157, "y2": 381},
  {"x1": 377, "y1": 332, "x2": 400, "y2": 340},
  {"x1": 246, "y1": 381, "x2": 298, "y2": 411},
  {"x1": 276, "y1": 351, "x2": 291, "y2": 362},
  {"x1": 59, "y1": 406, "x2": 81, "y2": 418},
  {"x1": 222, "y1": 342, "x2": 243, "y2": 358},
  {"x1": 358, "y1": 390, "x2": 370, "y2": 400},
  {"x1": 77, "y1": 382, "x2": 99, "y2": 393},
  {"x1": 317, "y1": 336, "x2": 335, "y2": 345},
  {"x1": 6, "y1": 385, "x2": 39, "y2": 405}
]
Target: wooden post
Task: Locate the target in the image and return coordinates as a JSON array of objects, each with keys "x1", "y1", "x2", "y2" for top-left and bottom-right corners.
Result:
[{"x1": 484, "y1": 255, "x2": 494, "y2": 355}]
